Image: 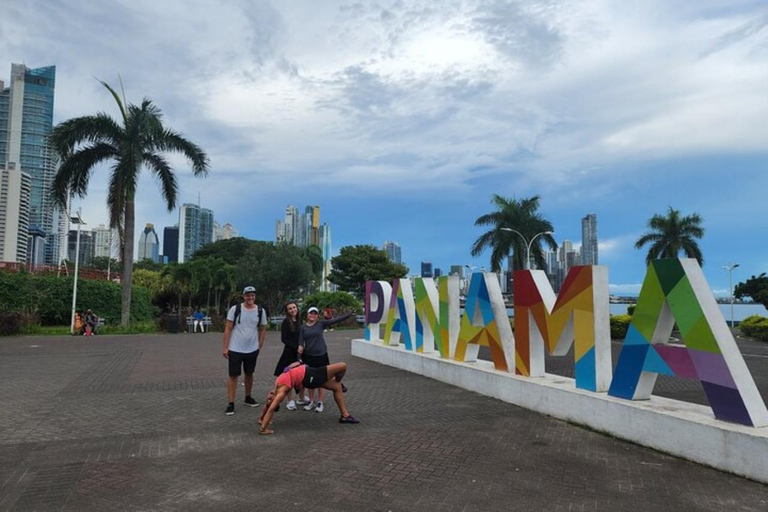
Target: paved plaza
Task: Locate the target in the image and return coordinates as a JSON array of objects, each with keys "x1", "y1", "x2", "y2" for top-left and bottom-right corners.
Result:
[{"x1": 1, "y1": 329, "x2": 767, "y2": 511}]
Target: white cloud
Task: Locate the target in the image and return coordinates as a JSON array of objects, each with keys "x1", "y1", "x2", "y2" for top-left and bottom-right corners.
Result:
[{"x1": 609, "y1": 283, "x2": 642, "y2": 295}]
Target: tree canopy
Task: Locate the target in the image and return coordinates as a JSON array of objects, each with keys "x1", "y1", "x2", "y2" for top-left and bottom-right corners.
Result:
[
  {"x1": 191, "y1": 237, "x2": 262, "y2": 265},
  {"x1": 735, "y1": 273, "x2": 768, "y2": 309},
  {"x1": 236, "y1": 242, "x2": 313, "y2": 315},
  {"x1": 50, "y1": 79, "x2": 209, "y2": 326},
  {"x1": 471, "y1": 194, "x2": 557, "y2": 271},
  {"x1": 327, "y1": 245, "x2": 409, "y2": 297},
  {"x1": 635, "y1": 207, "x2": 705, "y2": 266}
]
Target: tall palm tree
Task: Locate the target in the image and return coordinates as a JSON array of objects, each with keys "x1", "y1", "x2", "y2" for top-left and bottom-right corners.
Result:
[
  {"x1": 635, "y1": 207, "x2": 705, "y2": 266},
  {"x1": 50, "y1": 80, "x2": 209, "y2": 326},
  {"x1": 471, "y1": 195, "x2": 557, "y2": 272}
]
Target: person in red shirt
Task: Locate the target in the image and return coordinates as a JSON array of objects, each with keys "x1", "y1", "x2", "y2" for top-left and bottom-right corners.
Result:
[{"x1": 258, "y1": 361, "x2": 359, "y2": 435}]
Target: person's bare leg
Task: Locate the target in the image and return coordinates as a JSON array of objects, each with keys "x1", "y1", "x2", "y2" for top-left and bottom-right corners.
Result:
[
  {"x1": 227, "y1": 376, "x2": 238, "y2": 402},
  {"x1": 243, "y1": 373, "x2": 254, "y2": 398},
  {"x1": 326, "y1": 362, "x2": 347, "y2": 382},
  {"x1": 321, "y1": 380, "x2": 349, "y2": 417}
]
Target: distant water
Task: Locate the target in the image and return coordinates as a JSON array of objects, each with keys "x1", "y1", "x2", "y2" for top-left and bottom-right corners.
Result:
[{"x1": 493, "y1": 303, "x2": 767, "y2": 321}]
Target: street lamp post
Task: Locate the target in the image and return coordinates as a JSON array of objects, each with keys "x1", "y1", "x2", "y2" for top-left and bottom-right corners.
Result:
[
  {"x1": 70, "y1": 209, "x2": 87, "y2": 334},
  {"x1": 501, "y1": 228, "x2": 555, "y2": 270},
  {"x1": 724, "y1": 263, "x2": 740, "y2": 328}
]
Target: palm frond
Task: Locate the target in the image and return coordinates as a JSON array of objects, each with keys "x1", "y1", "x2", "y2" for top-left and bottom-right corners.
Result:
[
  {"x1": 49, "y1": 114, "x2": 123, "y2": 157},
  {"x1": 97, "y1": 79, "x2": 128, "y2": 123},
  {"x1": 143, "y1": 152, "x2": 178, "y2": 211},
  {"x1": 151, "y1": 128, "x2": 210, "y2": 175},
  {"x1": 49, "y1": 142, "x2": 119, "y2": 207}
]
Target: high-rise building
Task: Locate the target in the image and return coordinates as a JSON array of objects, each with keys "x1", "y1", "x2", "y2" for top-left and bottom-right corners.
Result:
[
  {"x1": 0, "y1": 64, "x2": 60, "y2": 264},
  {"x1": 67, "y1": 229, "x2": 94, "y2": 267},
  {"x1": 320, "y1": 223, "x2": 334, "y2": 292},
  {"x1": 421, "y1": 261, "x2": 433, "y2": 278},
  {"x1": 214, "y1": 221, "x2": 239, "y2": 241},
  {"x1": 434, "y1": 268, "x2": 442, "y2": 278},
  {"x1": 163, "y1": 226, "x2": 179, "y2": 263},
  {"x1": 92, "y1": 224, "x2": 117, "y2": 259},
  {"x1": 138, "y1": 223, "x2": 160, "y2": 262},
  {"x1": 382, "y1": 241, "x2": 402, "y2": 264},
  {"x1": 276, "y1": 204, "x2": 324, "y2": 250},
  {"x1": 581, "y1": 214, "x2": 598, "y2": 265},
  {"x1": 450, "y1": 265, "x2": 464, "y2": 278},
  {"x1": 178, "y1": 203, "x2": 214, "y2": 262}
]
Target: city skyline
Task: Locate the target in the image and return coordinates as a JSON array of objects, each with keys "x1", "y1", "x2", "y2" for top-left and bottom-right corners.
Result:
[{"x1": 1, "y1": 2, "x2": 766, "y2": 297}]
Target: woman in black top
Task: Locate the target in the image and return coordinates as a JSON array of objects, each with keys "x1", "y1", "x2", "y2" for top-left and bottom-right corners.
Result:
[{"x1": 274, "y1": 301, "x2": 303, "y2": 410}]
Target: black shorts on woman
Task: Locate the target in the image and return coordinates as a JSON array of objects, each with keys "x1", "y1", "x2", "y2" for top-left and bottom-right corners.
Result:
[{"x1": 302, "y1": 365, "x2": 328, "y2": 389}]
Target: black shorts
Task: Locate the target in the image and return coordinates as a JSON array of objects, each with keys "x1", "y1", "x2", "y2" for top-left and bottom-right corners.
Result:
[
  {"x1": 302, "y1": 352, "x2": 330, "y2": 368},
  {"x1": 228, "y1": 350, "x2": 259, "y2": 377},
  {"x1": 302, "y1": 365, "x2": 328, "y2": 389}
]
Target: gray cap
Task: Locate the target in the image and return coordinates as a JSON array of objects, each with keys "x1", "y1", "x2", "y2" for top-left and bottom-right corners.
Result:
[{"x1": 243, "y1": 286, "x2": 256, "y2": 294}]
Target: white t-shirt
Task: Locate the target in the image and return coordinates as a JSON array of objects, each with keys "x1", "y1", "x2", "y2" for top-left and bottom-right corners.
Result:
[{"x1": 226, "y1": 304, "x2": 268, "y2": 353}]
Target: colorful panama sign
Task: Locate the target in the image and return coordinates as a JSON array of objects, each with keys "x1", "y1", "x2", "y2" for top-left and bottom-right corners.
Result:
[{"x1": 364, "y1": 258, "x2": 768, "y2": 428}]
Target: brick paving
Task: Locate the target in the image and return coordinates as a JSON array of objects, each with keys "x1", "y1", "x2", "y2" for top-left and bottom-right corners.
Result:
[{"x1": 1, "y1": 330, "x2": 767, "y2": 511}]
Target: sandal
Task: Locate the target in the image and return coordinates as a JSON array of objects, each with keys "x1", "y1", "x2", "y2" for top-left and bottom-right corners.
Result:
[{"x1": 259, "y1": 428, "x2": 274, "y2": 435}]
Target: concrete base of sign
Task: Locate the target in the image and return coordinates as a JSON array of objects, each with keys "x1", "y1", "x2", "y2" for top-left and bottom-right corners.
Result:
[{"x1": 352, "y1": 339, "x2": 768, "y2": 483}]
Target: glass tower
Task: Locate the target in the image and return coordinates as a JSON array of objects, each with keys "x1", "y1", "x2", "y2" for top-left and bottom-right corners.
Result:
[{"x1": 0, "y1": 64, "x2": 59, "y2": 264}]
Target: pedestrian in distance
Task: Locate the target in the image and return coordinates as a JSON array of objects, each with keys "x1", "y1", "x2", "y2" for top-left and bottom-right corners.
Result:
[
  {"x1": 222, "y1": 286, "x2": 268, "y2": 415},
  {"x1": 298, "y1": 306, "x2": 354, "y2": 413},
  {"x1": 84, "y1": 309, "x2": 98, "y2": 336},
  {"x1": 324, "y1": 306, "x2": 334, "y2": 331},
  {"x1": 273, "y1": 301, "x2": 308, "y2": 410},
  {"x1": 193, "y1": 308, "x2": 205, "y2": 333},
  {"x1": 73, "y1": 310, "x2": 85, "y2": 336},
  {"x1": 258, "y1": 361, "x2": 359, "y2": 435}
]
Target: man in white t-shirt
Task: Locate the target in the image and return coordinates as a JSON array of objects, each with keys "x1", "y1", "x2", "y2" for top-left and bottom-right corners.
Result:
[{"x1": 222, "y1": 286, "x2": 268, "y2": 415}]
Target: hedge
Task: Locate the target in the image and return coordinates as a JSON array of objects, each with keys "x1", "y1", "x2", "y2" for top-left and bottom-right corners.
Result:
[
  {"x1": 0, "y1": 271, "x2": 154, "y2": 329},
  {"x1": 610, "y1": 315, "x2": 632, "y2": 339},
  {"x1": 739, "y1": 315, "x2": 768, "y2": 342}
]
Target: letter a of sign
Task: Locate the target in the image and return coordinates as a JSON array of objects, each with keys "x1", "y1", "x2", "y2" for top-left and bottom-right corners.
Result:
[
  {"x1": 454, "y1": 272, "x2": 514, "y2": 371},
  {"x1": 608, "y1": 259, "x2": 768, "y2": 427},
  {"x1": 514, "y1": 266, "x2": 612, "y2": 392}
]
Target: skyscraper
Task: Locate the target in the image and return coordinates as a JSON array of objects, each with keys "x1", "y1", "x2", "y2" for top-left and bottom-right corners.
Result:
[
  {"x1": 1, "y1": 64, "x2": 58, "y2": 263},
  {"x1": 214, "y1": 222, "x2": 238, "y2": 241},
  {"x1": 382, "y1": 241, "x2": 401, "y2": 264},
  {"x1": 276, "y1": 204, "x2": 323, "y2": 249},
  {"x1": 163, "y1": 226, "x2": 179, "y2": 263},
  {"x1": 92, "y1": 224, "x2": 117, "y2": 259},
  {"x1": 421, "y1": 261, "x2": 433, "y2": 278},
  {"x1": 581, "y1": 213, "x2": 598, "y2": 265},
  {"x1": 67, "y1": 229, "x2": 94, "y2": 267},
  {"x1": 138, "y1": 223, "x2": 160, "y2": 263},
  {"x1": 178, "y1": 203, "x2": 214, "y2": 262},
  {"x1": 320, "y1": 223, "x2": 334, "y2": 292}
]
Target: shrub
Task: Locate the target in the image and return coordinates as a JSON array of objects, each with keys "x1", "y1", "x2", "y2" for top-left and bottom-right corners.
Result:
[
  {"x1": 0, "y1": 271, "x2": 155, "y2": 326},
  {"x1": 610, "y1": 315, "x2": 632, "y2": 339},
  {"x1": 626, "y1": 305, "x2": 636, "y2": 316},
  {"x1": 739, "y1": 315, "x2": 768, "y2": 342},
  {"x1": 0, "y1": 312, "x2": 22, "y2": 336}
]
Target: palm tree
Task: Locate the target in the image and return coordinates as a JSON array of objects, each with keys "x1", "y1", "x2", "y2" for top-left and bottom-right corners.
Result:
[
  {"x1": 635, "y1": 207, "x2": 704, "y2": 266},
  {"x1": 471, "y1": 195, "x2": 557, "y2": 272},
  {"x1": 50, "y1": 80, "x2": 209, "y2": 326}
]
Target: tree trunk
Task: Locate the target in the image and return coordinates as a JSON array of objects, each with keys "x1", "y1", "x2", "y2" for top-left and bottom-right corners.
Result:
[{"x1": 120, "y1": 200, "x2": 135, "y2": 327}]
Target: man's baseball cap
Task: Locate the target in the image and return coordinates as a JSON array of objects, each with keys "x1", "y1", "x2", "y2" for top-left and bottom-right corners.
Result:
[
  {"x1": 307, "y1": 307, "x2": 319, "y2": 314},
  {"x1": 243, "y1": 286, "x2": 256, "y2": 294}
]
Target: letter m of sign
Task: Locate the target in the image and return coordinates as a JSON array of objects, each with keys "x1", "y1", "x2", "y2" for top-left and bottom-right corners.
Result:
[
  {"x1": 514, "y1": 265, "x2": 613, "y2": 392},
  {"x1": 608, "y1": 259, "x2": 768, "y2": 427}
]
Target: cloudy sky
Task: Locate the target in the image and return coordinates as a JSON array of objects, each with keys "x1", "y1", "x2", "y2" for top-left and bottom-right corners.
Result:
[{"x1": 2, "y1": 0, "x2": 766, "y2": 296}]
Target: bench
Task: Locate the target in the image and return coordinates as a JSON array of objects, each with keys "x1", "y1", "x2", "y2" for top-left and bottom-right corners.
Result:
[{"x1": 186, "y1": 316, "x2": 212, "y2": 332}]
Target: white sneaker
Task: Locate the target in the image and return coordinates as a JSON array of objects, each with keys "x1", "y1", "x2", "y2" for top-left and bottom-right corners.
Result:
[
  {"x1": 296, "y1": 396, "x2": 310, "y2": 406},
  {"x1": 315, "y1": 401, "x2": 324, "y2": 413},
  {"x1": 303, "y1": 401, "x2": 315, "y2": 411},
  {"x1": 286, "y1": 400, "x2": 296, "y2": 411}
]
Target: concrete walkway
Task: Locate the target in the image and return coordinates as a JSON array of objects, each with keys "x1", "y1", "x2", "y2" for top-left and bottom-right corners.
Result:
[{"x1": 1, "y1": 330, "x2": 766, "y2": 511}]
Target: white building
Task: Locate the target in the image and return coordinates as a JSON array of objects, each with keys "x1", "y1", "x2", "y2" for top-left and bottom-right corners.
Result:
[
  {"x1": 581, "y1": 213, "x2": 598, "y2": 265},
  {"x1": 178, "y1": 203, "x2": 214, "y2": 262},
  {"x1": 214, "y1": 221, "x2": 239, "y2": 241}
]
